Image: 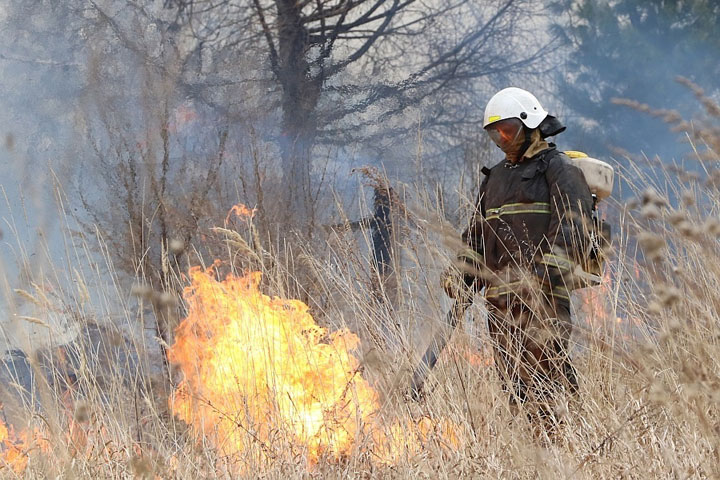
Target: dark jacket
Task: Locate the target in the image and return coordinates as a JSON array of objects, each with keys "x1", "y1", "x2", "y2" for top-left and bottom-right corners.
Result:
[{"x1": 459, "y1": 146, "x2": 594, "y2": 307}]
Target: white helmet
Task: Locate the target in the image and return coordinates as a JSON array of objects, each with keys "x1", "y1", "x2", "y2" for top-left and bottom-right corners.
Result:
[{"x1": 483, "y1": 87, "x2": 548, "y2": 129}]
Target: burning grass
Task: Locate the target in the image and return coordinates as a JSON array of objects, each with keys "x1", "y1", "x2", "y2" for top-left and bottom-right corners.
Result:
[
  {"x1": 5, "y1": 186, "x2": 716, "y2": 478},
  {"x1": 168, "y1": 265, "x2": 462, "y2": 470}
]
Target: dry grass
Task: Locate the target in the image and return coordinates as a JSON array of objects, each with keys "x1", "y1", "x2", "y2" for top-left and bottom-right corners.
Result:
[{"x1": 1, "y1": 87, "x2": 720, "y2": 479}]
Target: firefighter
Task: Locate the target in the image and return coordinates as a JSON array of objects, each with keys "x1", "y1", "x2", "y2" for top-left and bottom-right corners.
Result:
[{"x1": 446, "y1": 87, "x2": 593, "y2": 431}]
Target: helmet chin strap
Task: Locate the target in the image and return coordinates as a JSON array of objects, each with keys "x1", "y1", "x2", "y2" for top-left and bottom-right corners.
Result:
[{"x1": 519, "y1": 126, "x2": 533, "y2": 158}]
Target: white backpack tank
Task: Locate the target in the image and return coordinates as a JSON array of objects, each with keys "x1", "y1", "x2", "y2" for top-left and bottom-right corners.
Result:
[{"x1": 564, "y1": 151, "x2": 614, "y2": 286}]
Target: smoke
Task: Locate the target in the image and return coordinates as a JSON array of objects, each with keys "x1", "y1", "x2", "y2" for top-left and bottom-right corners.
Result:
[
  {"x1": 0, "y1": 1, "x2": 88, "y2": 351},
  {"x1": 552, "y1": 0, "x2": 720, "y2": 163},
  {"x1": 1, "y1": 0, "x2": 716, "y2": 355}
]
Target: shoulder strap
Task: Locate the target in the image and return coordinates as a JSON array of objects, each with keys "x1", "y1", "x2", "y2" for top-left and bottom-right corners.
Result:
[
  {"x1": 481, "y1": 166, "x2": 492, "y2": 176},
  {"x1": 539, "y1": 146, "x2": 563, "y2": 172}
]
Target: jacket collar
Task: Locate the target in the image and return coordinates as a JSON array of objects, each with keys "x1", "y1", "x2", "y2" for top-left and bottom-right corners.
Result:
[{"x1": 522, "y1": 129, "x2": 550, "y2": 160}]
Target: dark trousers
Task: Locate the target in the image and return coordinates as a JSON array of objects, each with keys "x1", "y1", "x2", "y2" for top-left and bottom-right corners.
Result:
[{"x1": 487, "y1": 298, "x2": 578, "y2": 423}]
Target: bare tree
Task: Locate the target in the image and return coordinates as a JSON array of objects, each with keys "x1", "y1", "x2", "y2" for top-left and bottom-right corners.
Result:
[
  {"x1": 156, "y1": 0, "x2": 552, "y2": 219},
  {"x1": 9, "y1": 0, "x2": 552, "y2": 225},
  {"x1": 72, "y1": 49, "x2": 234, "y2": 367}
]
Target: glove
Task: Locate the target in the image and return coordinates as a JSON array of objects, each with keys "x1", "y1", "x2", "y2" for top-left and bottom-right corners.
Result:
[
  {"x1": 535, "y1": 263, "x2": 566, "y2": 289},
  {"x1": 442, "y1": 265, "x2": 476, "y2": 302}
]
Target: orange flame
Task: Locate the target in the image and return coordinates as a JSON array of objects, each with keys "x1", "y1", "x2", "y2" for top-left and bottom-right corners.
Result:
[
  {"x1": 439, "y1": 343, "x2": 494, "y2": 369},
  {"x1": 168, "y1": 266, "x2": 460, "y2": 469},
  {"x1": 0, "y1": 416, "x2": 50, "y2": 474},
  {"x1": 225, "y1": 204, "x2": 256, "y2": 224},
  {"x1": 462, "y1": 348, "x2": 494, "y2": 368},
  {"x1": 0, "y1": 419, "x2": 28, "y2": 474},
  {"x1": 580, "y1": 268, "x2": 613, "y2": 325}
]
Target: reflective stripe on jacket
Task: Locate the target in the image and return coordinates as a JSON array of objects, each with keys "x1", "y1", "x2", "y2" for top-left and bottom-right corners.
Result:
[
  {"x1": 461, "y1": 146, "x2": 593, "y2": 306},
  {"x1": 485, "y1": 281, "x2": 570, "y2": 302}
]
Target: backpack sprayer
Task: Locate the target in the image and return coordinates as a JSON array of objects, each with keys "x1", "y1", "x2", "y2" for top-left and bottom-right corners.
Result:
[
  {"x1": 565, "y1": 151, "x2": 614, "y2": 286},
  {"x1": 410, "y1": 151, "x2": 614, "y2": 400}
]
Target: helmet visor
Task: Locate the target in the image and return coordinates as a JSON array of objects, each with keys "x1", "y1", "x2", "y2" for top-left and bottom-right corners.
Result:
[{"x1": 485, "y1": 118, "x2": 523, "y2": 151}]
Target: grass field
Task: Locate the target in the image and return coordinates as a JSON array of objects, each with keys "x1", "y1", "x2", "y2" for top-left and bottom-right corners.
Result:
[{"x1": 1, "y1": 91, "x2": 719, "y2": 479}]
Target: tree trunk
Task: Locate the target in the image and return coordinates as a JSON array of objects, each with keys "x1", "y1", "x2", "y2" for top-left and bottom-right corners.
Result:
[{"x1": 276, "y1": 0, "x2": 322, "y2": 225}]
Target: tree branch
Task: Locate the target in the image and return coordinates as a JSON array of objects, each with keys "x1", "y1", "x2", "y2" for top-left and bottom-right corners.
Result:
[{"x1": 251, "y1": 0, "x2": 280, "y2": 77}]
